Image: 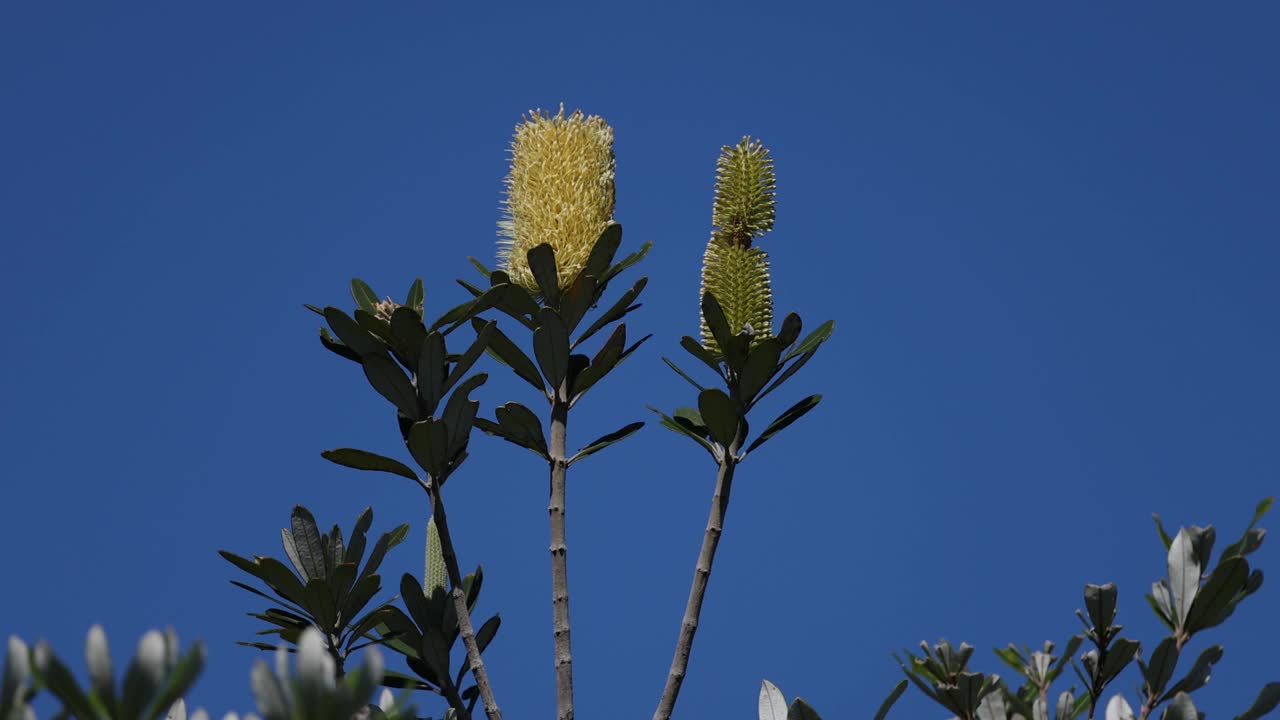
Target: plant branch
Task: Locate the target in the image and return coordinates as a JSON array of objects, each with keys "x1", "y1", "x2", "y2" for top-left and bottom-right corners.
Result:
[
  {"x1": 652, "y1": 434, "x2": 741, "y2": 720},
  {"x1": 430, "y1": 482, "x2": 503, "y2": 720},
  {"x1": 549, "y1": 399, "x2": 575, "y2": 720}
]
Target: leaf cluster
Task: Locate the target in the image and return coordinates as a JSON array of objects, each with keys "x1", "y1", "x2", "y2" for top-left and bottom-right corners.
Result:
[{"x1": 220, "y1": 506, "x2": 408, "y2": 666}]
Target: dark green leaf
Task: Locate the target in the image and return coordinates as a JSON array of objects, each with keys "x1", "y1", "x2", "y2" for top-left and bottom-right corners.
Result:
[
  {"x1": 290, "y1": 506, "x2": 327, "y2": 584},
  {"x1": 1084, "y1": 583, "x2": 1118, "y2": 631},
  {"x1": 533, "y1": 308, "x2": 570, "y2": 398},
  {"x1": 443, "y1": 373, "x2": 487, "y2": 456},
  {"x1": 350, "y1": 279, "x2": 379, "y2": 315},
  {"x1": 754, "y1": 349, "x2": 815, "y2": 407},
  {"x1": 325, "y1": 307, "x2": 385, "y2": 358},
  {"x1": 1142, "y1": 637, "x2": 1179, "y2": 701},
  {"x1": 477, "y1": 318, "x2": 545, "y2": 394},
  {"x1": 527, "y1": 243, "x2": 561, "y2": 307},
  {"x1": 662, "y1": 357, "x2": 705, "y2": 392},
  {"x1": 1101, "y1": 638, "x2": 1139, "y2": 682},
  {"x1": 648, "y1": 406, "x2": 717, "y2": 459},
  {"x1": 582, "y1": 223, "x2": 623, "y2": 280},
  {"x1": 33, "y1": 645, "x2": 99, "y2": 720},
  {"x1": 390, "y1": 306, "x2": 427, "y2": 364},
  {"x1": 788, "y1": 698, "x2": 822, "y2": 720},
  {"x1": 362, "y1": 524, "x2": 409, "y2": 582},
  {"x1": 600, "y1": 239, "x2": 651, "y2": 286},
  {"x1": 701, "y1": 292, "x2": 732, "y2": 356},
  {"x1": 363, "y1": 354, "x2": 420, "y2": 419},
  {"x1": 1161, "y1": 645, "x2": 1222, "y2": 702},
  {"x1": 446, "y1": 321, "x2": 495, "y2": 392},
  {"x1": 571, "y1": 323, "x2": 626, "y2": 400},
  {"x1": 1153, "y1": 513, "x2": 1175, "y2": 550},
  {"x1": 494, "y1": 402, "x2": 548, "y2": 457},
  {"x1": 420, "y1": 629, "x2": 452, "y2": 692},
  {"x1": 380, "y1": 670, "x2": 434, "y2": 691},
  {"x1": 744, "y1": 394, "x2": 822, "y2": 456},
  {"x1": 321, "y1": 449, "x2": 420, "y2": 484},
  {"x1": 739, "y1": 338, "x2": 782, "y2": 403},
  {"x1": 417, "y1": 332, "x2": 447, "y2": 416},
  {"x1": 559, "y1": 270, "x2": 598, "y2": 335},
  {"x1": 1235, "y1": 682, "x2": 1280, "y2": 720},
  {"x1": 475, "y1": 615, "x2": 501, "y2": 655},
  {"x1": 1169, "y1": 529, "x2": 1201, "y2": 630},
  {"x1": 874, "y1": 679, "x2": 908, "y2": 720},
  {"x1": 407, "y1": 419, "x2": 450, "y2": 480},
  {"x1": 1163, "y1": 693, "x2": 1199, "y2": 720},
  {"x1": 680, "y1": 335, "x2": 723, "y2": 375},
  {"x1": 405, "y1": 278, "x2": 424, "y2": 310},
  {"x1": 697, "y1": 388, "x2": 738, "y2": 447},
  {"x1": 777, "y1": 312, "x2": 802, "y2": 349},
  {"x1": 319, "y1": 327, "x2": 362, "y2": 363},
  {"x1": 673, "y1": 407, "x2": 708, "y2": 437},
  {"x1": 783, "y1": 319, "x2": 834, "y2": 362},
  {"x1": 573, "y1": 277, "x2": 648, "y2": 350},
  {"x1": 1221, "y1": 496, "x2": 1273, "y2": 560},
  {"x1": 569, "y1": 422, "x2": 644, "y2": 465},
  {"x1": 1185, "y1": 556, "x2": 1249, "y2": 633}
]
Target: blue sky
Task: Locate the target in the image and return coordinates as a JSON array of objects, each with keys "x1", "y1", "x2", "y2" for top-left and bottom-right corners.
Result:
[{"x1": 2, "y1": 2, "x2": 1278, "y2": 718}]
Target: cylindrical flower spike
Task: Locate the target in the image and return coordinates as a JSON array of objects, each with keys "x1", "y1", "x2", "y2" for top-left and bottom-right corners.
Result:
[
  {"x1": 498, "y1": 104, "x2": 616, "y2": 293},
  {"x1": 700, "y1": 137, "x2": 776, "y2": 350}
]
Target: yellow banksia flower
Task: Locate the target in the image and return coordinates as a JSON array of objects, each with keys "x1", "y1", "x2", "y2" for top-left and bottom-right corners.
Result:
[
  {"x1": 498, "y1": 105, "x2": 616, "y2": 292},
  {"x1": 700, "y1": 137, "x2": 776, "y2": 350}
]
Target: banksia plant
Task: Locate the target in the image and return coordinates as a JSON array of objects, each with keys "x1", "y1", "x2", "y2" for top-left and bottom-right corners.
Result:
[
  {"x1": 700, "y1": 137, "x2": 776, "y2": 351},
  {"x1": 498, "y1": 105, "x2": 616, "y2": 293},
  {"x1": 463, "y1": 105, "x2": 650, "y2": 720},
  {"x1": 651, "y1": 137, "x2": 831, "y2": 720}
]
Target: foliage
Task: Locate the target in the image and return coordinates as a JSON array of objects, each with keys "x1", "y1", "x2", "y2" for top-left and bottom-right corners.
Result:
[
  {"x1": 219, "y1": 506, "x2": 409, "y2": 671},
  {"x1": 9, "y1": 108, "x2": 1277, "y2": 720}
]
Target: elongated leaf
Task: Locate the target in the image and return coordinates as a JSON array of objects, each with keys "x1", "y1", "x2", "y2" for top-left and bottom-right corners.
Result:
[
  {"x1": 558, "y1": 272, "x2": 598, "y2": 335},
  {"x1": 324, "y1": 307, "x2": 385, "y2": 358},
  {"x1": 680, "y1": 335, "x2": 723, "y2": 375},
  {"x1": 1153, "y1": 513, "x2": 1175, "y2": 550},
  {"x1": 783, "y1": 319, "x2": 834, "y2": 362},
  {"x1": 777, "y1": 312, "x2": 802, "y2": 349},
  {"x1": 363, "y1": 354, "x2": 420, "y2": 419},
  {"x1": 600, "y1": 239, "x2": 651, "y2": 286},
  {"x1": 405, "y1": 278, "x2": 424, "y2": 310},
  {"x1": 1236, "y1": 682, "x2": 1280, "y2": 720},
  {"x1": 788, "y1": 698, "x2": 822, "y2": 720},
  {"x1": 739, "y1": 338, "x2": 782, "y2": 402},
  {"x1": 291, "y1": 507, "x2": 327, "y2": 584},
  {"x1": 1085, "y1": 583, "x2": 1119, "y2": 631},
  {"x1": 281, "y1": 528, "x2": 306, "y2": 580},
  {"x1": 698, "y1": 389, "x2": 738, "y2": 447},
  {"x1": 1185, "y1": 556, "x2": 1248, "y2": 633},
  {"x1": 467, "y1": 257, "x2": 492, "y2": 279},
  {"x1": 744, "y1": 395, "x2": 822, "y2": 455},
  {"x1": 319, "y1": 327, "x2": 361, "y2": 363},
  {"x1": 445, "y1": 321, "x2": 495, "y2": 392},
  {"x1": 527, "y1": 243, "x2": 561, "y2": 306},
  {"x1": 1161, "y1": 645, "x2": 1222, "y2": 702},
  {"x1": 533, "y1": 308, "x2": 570, "y2": 397},
  {"x1": 1168, "y1": 529, "x2": 1201, "y2": 629},
  {"x1": 662, "y1": 357, "x2": 705, "y2": 392},
  {"x1": 494, "y1": 402, "x2": 548, "y2": 456},
  {"x1": 1142, "y1": 637, "x2": 1179, "y2": 701},
  {"x1": 1221, "y1": 496, "x2": 1273, "y2": 560},
  {"x1": 1162, "y1": 693, "x2": 1199, "y2": 720},
  {"x1": 701, "y1": 292, "x2": 733, "y2": 356},
  {"x1": 407, "y1": 419, "x2": 450, "y2": 480},
  {"x1": 569, "y1": 422, "x2": 644, "y2": 465},
  {"x1": 582, "y1": 223, "x2": 624, "y2": 280},
  {"x1": 759, "y1": 680, "x2": 788, "y2": 720},
  {"x1": 443, "y1": 372, "x2": 487, "y2": 456},
  {"x1": 754, "y1": 349, "x2": 815, "y2": 407},
  {"x1": 35, "y1": 644, "x2": 99, "y2": 720},
  {"x1": 350, "y1": 278, "x2": 379, "y2": 314},
  {"x1": 649, "y1": 406, "x2": 718, "y2": 459},
  {"x1": 389, "y1": 306, "x2": 427, "y2": 367},
  {"x1": 477, "y1": 318, "x2": 545, "y2": 394},
  {"x1": 572, "y1": 276, "x2": 648, "y2": 349},
  {"x1": 418, "y1": 332, "x2": 446, "y2": 416},
  {"x1": 321, "y1": 449, "x2": 419, "y2": 483},
  {"x1": 874, "y1": 680, "x2": 908, "y2": 720},
  {"x1": 571, "y1": 323, "x2": 626, "y2": 400}
]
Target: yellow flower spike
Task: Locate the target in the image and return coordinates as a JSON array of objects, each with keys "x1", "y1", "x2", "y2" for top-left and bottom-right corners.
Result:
[
  {"x1": 700, "y1": 137, "x2": 776, "y2": 351},
  {"x1": 497, "y1": 105, "x2": 616, "y2": 293}
]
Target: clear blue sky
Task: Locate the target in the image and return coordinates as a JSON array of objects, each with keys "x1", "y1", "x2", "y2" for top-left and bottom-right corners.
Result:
[{"x1": 3, "y1": 3, "x2": 1278, "y2": 718}]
